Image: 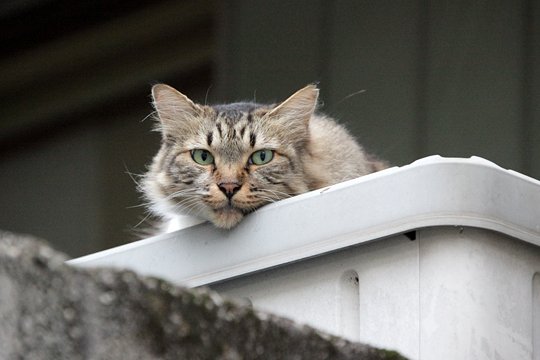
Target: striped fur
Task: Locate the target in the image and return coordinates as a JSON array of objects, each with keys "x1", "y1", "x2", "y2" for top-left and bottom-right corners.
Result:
[{"x1": 143, "y1": 84, "x2": 387, "y2": 230}]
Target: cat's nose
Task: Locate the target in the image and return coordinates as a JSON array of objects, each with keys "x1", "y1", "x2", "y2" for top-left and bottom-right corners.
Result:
[{"x1": 218, "y1": 182, "x2": 241, "y2": 199}]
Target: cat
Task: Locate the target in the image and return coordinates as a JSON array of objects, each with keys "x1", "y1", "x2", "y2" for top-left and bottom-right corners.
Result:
[{"x1": 142, "y1": 84, "x2": 387, "y2": 232}]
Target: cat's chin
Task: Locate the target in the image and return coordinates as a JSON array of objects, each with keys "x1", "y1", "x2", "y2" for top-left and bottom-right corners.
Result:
[{"x1": 211, "y1": 206, "x2": 245, "y2": 229}]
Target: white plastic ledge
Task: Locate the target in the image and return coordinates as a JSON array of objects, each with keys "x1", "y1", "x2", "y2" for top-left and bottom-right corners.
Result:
[{"x1": 69, "y1": 156, "x2": 540, "y2": 287}]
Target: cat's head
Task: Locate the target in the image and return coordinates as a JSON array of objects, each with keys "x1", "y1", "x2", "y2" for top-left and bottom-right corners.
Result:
[{"x1": 143, "y1": 84, "x2": 319, "y2": 229}]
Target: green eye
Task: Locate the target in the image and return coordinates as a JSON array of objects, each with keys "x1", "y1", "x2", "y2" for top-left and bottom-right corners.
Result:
[
  {"x1": 191, "y1": 149, "x2": 214, "y2": 165},
  {"x1": 250, "y1": 149, "x2": 274, "y2": 165}
]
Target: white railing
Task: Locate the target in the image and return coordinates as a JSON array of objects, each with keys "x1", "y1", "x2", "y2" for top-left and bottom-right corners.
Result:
[{"x1": 70, "y1": 156, "x2": 540, "y2": 360}]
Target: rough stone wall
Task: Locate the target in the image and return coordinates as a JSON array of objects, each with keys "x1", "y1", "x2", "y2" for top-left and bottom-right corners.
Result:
[{"x1": 0, "y1": 231, "x2": 406, "y2": 360}]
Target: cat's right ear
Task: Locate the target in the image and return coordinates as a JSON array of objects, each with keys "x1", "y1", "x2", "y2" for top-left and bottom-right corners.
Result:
[
  {"x1": 263, "y1": 84, "x2": 319, "y2": 140},
  {"x1": 151, "y1": 84, "x2": 202, "y2": 136},
  {"x1": 267, "y1": 84, "x2": 319, "y2": 122}
]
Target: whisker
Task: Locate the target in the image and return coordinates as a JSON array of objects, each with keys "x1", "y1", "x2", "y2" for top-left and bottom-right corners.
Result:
[
  {"x1": 255, "y1": 188, "x2": 293, "y2": 200},
  {"x1": 127, "y1": 202, "x2": 153, "y2": 210},
  {"x1": 173, "y1": 196, "x2": 204, "y2": 215},
  {"x1": 177, "y1": 200, "x2": 206, "y2": 218},
  {"x1": 204, "y1": 85, "x2": 213, "y2": 106},
  {"x1": 123, "y1": 163, "x2": 144, "y2": 187},
  {"x1": 334, "y1": 89, "x2": 367, "y2": 107},
  {"x1": 141, "y1": 110, "x2": 159, "y2": 123},
  {"x1": 164, "y1": 189, "x2": 201, "y2": 202},
  {"x1": 132, "y1": 211, "x2": 155, "y2": 229}
]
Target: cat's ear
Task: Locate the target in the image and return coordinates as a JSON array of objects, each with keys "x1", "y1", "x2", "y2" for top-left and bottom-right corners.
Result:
[
  {"x1": 151, "y1": 84, "x2": 202, "y2": 136},
  {"x1": 267, "y1": 84, "x2": 319, "y2": 126}
]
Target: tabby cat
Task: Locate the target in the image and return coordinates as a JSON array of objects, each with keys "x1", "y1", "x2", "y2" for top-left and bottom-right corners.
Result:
[{"x1": 142, "y1": 84, "x2": 387, "y2": 232}]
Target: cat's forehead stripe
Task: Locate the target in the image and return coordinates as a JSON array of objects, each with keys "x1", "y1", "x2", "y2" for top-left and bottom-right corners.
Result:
[
  {"x1": 210, "y1": 106, "x2": 258, "y2": 147},
  {"x1": 216, "y1": 111, "x2": 245, "y2": 126},
  {"x1": 216, "y1": 123, "x2": 223, "y2": 137}
]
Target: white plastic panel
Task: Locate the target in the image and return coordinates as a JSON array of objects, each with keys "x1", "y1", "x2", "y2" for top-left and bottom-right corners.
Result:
[
  {"x1": 211, "y1": 234, "x2": 420, "y2": 358},
  {"x1": 533, "y1": 273, "x2": 540, "y2": 360},
  {"x1": 212, "y1": 227, "x2": 540, "y2": 360},
  {"x1": 418, "y1": 227, "x2": 540, "y2": 360},
  {"x1": 339, "y1": 270, "x2": 360, "y2": 341}
]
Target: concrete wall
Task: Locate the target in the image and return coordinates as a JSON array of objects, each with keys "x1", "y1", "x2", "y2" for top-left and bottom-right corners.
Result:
[{"x1": 0, "y1": 231, "x2": 406, "y2": 360}]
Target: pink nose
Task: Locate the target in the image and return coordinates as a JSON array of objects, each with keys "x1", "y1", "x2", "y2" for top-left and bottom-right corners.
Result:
[{"x1": 218, "y1": 182, "x2": 241, "y2": 199}]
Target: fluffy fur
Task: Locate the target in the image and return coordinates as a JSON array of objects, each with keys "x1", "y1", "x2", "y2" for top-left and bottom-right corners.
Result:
[{"x1": 142, "y1": 84, "x2": 387, "y2": 230}]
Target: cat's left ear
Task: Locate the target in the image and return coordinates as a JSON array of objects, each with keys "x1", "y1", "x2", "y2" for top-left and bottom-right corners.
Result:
[
  {"x1": 151, "y1": 84, "x2": 202, "y2": 137},
  {"x1": 266, "y1": 84, "x2": 319, "y2": 129}
]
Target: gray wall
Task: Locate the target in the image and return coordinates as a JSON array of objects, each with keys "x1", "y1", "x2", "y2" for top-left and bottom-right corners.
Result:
[
  {"x1": 0, "y1": 0, "x2": 214, "y2": 256},
  {"x1": 1, "y1": 0, "x2": 539, "y2": 256},
  {"x1": 218, "y1": 0, "x2": 540, "y2": 175}
]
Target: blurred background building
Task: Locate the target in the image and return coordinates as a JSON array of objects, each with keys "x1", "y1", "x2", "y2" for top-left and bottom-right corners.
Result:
[{"x1": 1, "y1": 0, "x2": 539, "y2": 256}]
